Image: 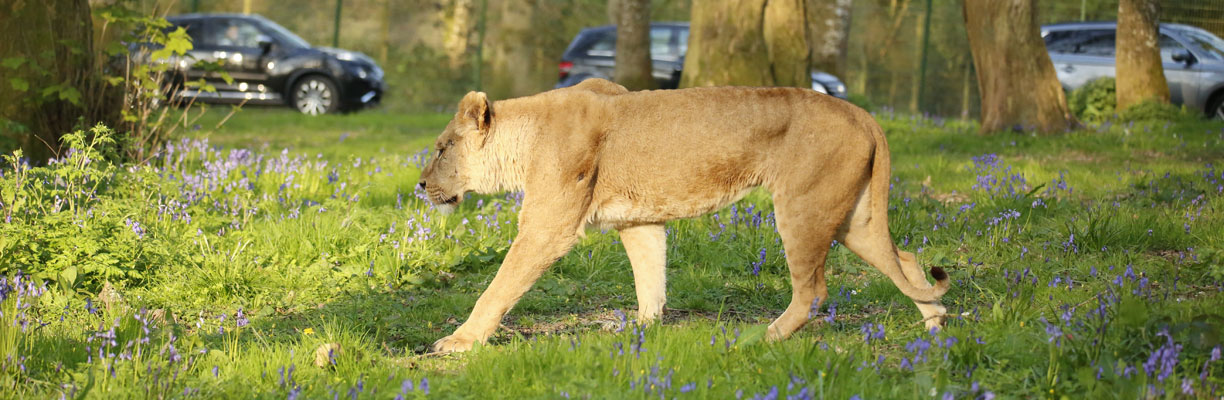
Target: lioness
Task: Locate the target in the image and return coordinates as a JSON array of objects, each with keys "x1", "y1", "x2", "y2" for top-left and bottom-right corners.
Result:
[{"x1": 418, "y1": 78, "x2": 949, "y2": 353}]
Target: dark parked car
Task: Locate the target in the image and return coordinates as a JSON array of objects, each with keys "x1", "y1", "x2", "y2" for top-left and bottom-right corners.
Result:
[
  {"x1": 161, "y1": 14, "x2": 385, "y2": 115},
  {"x1": 1042, "y1": 21, "x2": 1224, "y2": 118},
  {"x1": 556, "y1": 22, "x2": 847, "y2": 98}
]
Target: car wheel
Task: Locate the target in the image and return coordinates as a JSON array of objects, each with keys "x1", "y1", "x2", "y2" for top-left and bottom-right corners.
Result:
[
  {"x1": 292, "y1": 76, "x2": 339, "y2": 115},
  {"x1": 1212, "y1": 96, "x2": 1224, "y2": 121}
]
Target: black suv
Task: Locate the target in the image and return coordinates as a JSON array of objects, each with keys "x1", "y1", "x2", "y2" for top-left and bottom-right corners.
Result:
[
  {"x1": 163, "y1": 14, "x2": 385, "y2": 115},
  {"x1": 556, "y1": 22, "x2": 847, "y2": 98}
]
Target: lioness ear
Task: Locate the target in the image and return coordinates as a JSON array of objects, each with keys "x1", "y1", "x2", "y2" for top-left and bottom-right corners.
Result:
[{"x1": 459, "y1": 91, "x2": 493, "y2": 136}]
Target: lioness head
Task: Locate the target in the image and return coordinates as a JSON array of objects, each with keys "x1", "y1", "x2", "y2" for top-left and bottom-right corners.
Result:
[{"x1": 418, "y1": 91, "x2": 493, "y2": 212}]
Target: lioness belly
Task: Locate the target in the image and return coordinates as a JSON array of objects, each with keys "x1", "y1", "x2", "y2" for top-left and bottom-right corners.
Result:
[{"x1": 589, "y1": 185, "x2": 756, "y2": 228}]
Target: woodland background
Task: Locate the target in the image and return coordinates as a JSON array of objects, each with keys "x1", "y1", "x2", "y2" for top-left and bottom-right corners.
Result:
[{"x1": 130, "y1": 0, "x2": 1224, "y2": 116}]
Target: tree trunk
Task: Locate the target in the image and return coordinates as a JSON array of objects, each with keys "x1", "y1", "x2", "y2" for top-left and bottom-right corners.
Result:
[
  {"x1": 681, "y1": 0, "x2": 810, "y2": 88},
  {"x1": 0, "y1": 0, "x2": 115, "y2": 161},
  {"x1": 1116, "y1": 0, "x2": 1169, "y2": 110},
  {"x1": 613, "y1": 0, "x2": 656, "y2": 91},
  {"x1": 485, "y1": 0, "x2": 548, "y2": 99},
  {"x1": 763, "y1": 0, "x2": 810, "y2": 87},
  {"x1": 806, "y1": 0, "x2": 852, "y2": 78},
  {"x1": 445, "y1": 0, "x2": 476, "y2": 69},
  {"x1": 962, "y1": 0, "x2": 1076, "y2": 134}
]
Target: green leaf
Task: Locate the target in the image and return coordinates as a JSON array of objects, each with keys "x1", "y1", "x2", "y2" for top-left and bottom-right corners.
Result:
[
  {"x1": 57, "y1": 86, "x2": 82, "y2": 105},
  {"x1": 9, "y1": 77, "x2": 29, "y2": 92},
  {"x1": 60, "y1": 266, "x2": 78, "y2": 289},
  {"x1": 150, "y1": 27, "x2": 193, "y2": 60},
  {"x1": 2, "y1": 57, "x2": 27, "y2": 69},
  {"x1": 736, "y1": 324, "x2": 769, "y2": 347}
]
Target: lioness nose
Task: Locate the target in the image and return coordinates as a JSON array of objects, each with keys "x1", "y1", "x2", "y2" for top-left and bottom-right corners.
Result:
[{"x1": 418, "y1": 180, "x2": 426, "y2": 189}]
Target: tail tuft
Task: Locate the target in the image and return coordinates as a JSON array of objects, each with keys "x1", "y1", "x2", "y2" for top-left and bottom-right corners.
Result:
[{"x1": 929, "y1": 267, "x2": 948, "y2": 281}]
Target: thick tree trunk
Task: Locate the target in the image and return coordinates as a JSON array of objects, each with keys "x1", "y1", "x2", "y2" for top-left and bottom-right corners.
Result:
[
  {"x1": 806, "y1": 0, "x2": 852, "y2": 78},
  {"x1": 0, "y1": 0, "x2": 114, "y2": 161},
  {"x1": 613, "y1": 0, "x2": 656, "y2": 91},
  {"x1": 962, "y1": 0, "x2": 1076, "y2": 134},
  {"x1": 1116, "y1": 0, "x2": 1169, "y2": 110},
  {"x1": 681, "y1": 0, "x2": 810, "y2": 88}
]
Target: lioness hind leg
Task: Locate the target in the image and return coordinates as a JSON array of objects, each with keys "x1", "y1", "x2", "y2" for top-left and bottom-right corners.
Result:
[
  {"x1": 898, "y1": 250, "x2": 947, "y2": 328},
  {"x1": 766, "y1": 193, "x2": 852, "y2": 341},
  {"x1": 838, "y1": 192, "x2": 947, "y2": 330},
  {"x1": 618, "y1": 224, "x2": 667, "y2": 324}
]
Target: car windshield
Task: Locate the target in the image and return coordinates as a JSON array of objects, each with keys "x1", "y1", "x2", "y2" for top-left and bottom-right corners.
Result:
[
  {"x1": 1180, "y1": 28, "x2": 1224, "y2": 61},
  {"x1": 258, "y1": 17, "x2": 311, "y2": 49}
]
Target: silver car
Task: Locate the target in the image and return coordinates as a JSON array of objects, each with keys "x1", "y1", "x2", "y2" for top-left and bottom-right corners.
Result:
[{"x1": 1042, "y1": 21, "x2": 1224, "y2": 118}]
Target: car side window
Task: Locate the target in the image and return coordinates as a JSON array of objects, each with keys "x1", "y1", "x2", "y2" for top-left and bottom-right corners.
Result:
[
  {"x1": 1076, "y1": 30, "x2": 1116, "y2": 57},
  {"x1": 649, "y1": 28, "x2": 673, "y2": 58},
  {"x1": 1044, "y1": 31, "x2": 1077, "y2": 54},
  {"x1": 587, "y1": 33, "x2": 615, "y2": 57},
  {"x1": 1159, "y1": 34, "x2": 1190, "y2": 63},
  {"x1": 175, "y1": 20, "x2": 213, "y2": 49},
  {"x1": 1045, "y1": 29, "x2": 1114, "y2": 57},
  {"x1": 678, "y1": 28, "x2": 689, "y2": 56},
  {"x1": 211, "y1": 19, "x2": 265, "y2": 49}
]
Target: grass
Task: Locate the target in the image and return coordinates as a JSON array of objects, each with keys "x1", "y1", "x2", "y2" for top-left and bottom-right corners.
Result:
[{"x1": 1, "y1": 106, "x2": 1223, "y2": 399}]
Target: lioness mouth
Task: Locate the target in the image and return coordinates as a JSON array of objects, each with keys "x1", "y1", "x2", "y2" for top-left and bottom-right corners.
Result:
[{"x1": 441, "y1": 195, "x2": 459, "y2": 205}]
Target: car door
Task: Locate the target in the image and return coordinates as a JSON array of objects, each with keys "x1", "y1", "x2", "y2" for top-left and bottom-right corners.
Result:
[
  {"x1": 206, "y1": 18, "x2": 273, "y2": 95},
  {"x1": 583, "y1": 32, "x2": 617, "y2": 79},
  {"x1": 649, "y1": 27, "x2": 681, "y2": 89},
  {"x1": 1158, "y1": 32, "x2": 1200, "y2": 106},
  {"x1": 174, "y1": 18, "x2": 219, "y2": 85}
]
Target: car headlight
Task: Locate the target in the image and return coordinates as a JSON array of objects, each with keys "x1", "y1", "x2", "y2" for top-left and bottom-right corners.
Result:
[{"x1": 812, "y1": 81, "x2": 828, "y2": 94}]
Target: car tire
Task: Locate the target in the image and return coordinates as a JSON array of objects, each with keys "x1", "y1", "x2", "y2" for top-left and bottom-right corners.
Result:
[
  {"x1": 1209, "y1": 92, "x2": 1224, "y2": 121},
  {"x1": 292, "y1": 75, "x2": 340, "y2": 115}
]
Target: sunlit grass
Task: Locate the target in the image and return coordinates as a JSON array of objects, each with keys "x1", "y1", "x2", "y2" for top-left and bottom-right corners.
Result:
[{"x1": 1, "y1": 109, "x2": 1222, "y2": 398}]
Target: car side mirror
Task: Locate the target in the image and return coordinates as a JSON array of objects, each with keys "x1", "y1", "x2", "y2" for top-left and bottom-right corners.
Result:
[
  {"x1": 256, "y1": 34, "x2": 274, "y2": 54},
  {"x1": 1172, "y1": 50, "x2": 1196, "y2": 66}
]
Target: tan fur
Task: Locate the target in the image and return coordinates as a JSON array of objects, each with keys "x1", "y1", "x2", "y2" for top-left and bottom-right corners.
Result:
[{"x1": 419, "y1": 79, "x2": 950, "y2": 353}]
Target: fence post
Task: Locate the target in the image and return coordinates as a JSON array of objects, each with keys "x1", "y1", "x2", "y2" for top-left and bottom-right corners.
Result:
[
  {"x1": 333, "y1": 0, "x2": 343, "y2": 48},
  {"x1": 474, "y1": 0, "x2": 487, "y2": 92},
  {"x1": 917, "y1": 0, "x2": 933, "y2": 114}
]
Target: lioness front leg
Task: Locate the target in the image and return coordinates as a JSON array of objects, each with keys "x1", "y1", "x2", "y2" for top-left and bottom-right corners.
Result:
[
  {"x1": 434, "y1": 224, "x2": 579, "y2": 353},
  {"x1": 618, "y1": 224, "x2": 667, "y2": 324}
]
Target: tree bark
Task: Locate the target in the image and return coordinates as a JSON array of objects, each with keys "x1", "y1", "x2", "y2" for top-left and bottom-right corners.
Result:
[
  {"x1": 806, "y1": 0, "x2": 852, "y2": 78},
  {"x1": 764, "y1": 0, "x2": 810, "y2": 87},
  {"x1": 613, "y1": 0, "x2": 656, "y2": 91},
  {"x1": 681, "y1": 0, "x2": 810, "y2": 88},
  {"x1": 962, "y1": 0, "x2": 1076, "y2": 134},
  {"x1": 1116, "y1": 0, "x2": 1169, "y2": 110},
  {"x1": 445, "y1": 0, "x2": 476, "y2": 69},
  {"x1": 0, "y1": 0, "x2": 115, "y2": 161}
]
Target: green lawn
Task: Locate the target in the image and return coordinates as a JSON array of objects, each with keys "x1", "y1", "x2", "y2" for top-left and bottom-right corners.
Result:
[{"x1": 2, "y1": 107, "x2": 1223, "y2": 399}]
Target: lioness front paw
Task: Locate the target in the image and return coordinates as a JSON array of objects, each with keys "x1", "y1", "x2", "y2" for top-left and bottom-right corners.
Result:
[
  {"x1": 923, "y1": 315, "x2": 946, "y2": 332},
  {"x1": 433, "y1": 333, "x2": 477, "y2": 353}
]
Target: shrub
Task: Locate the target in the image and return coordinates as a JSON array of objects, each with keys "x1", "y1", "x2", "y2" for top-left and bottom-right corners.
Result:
[
  {"x1": 1118, "y1": 99, "x2": 1196, "y2": 122},
  {"x1": 0, "y1": 125, "x2": 174, "y2": 293},
  {"x1": 846, "y1": 93, "x2": 877, "y2": 112},
  {"x1": 1067, "y1": 78, "x2": 1116, "y2": 123}
]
